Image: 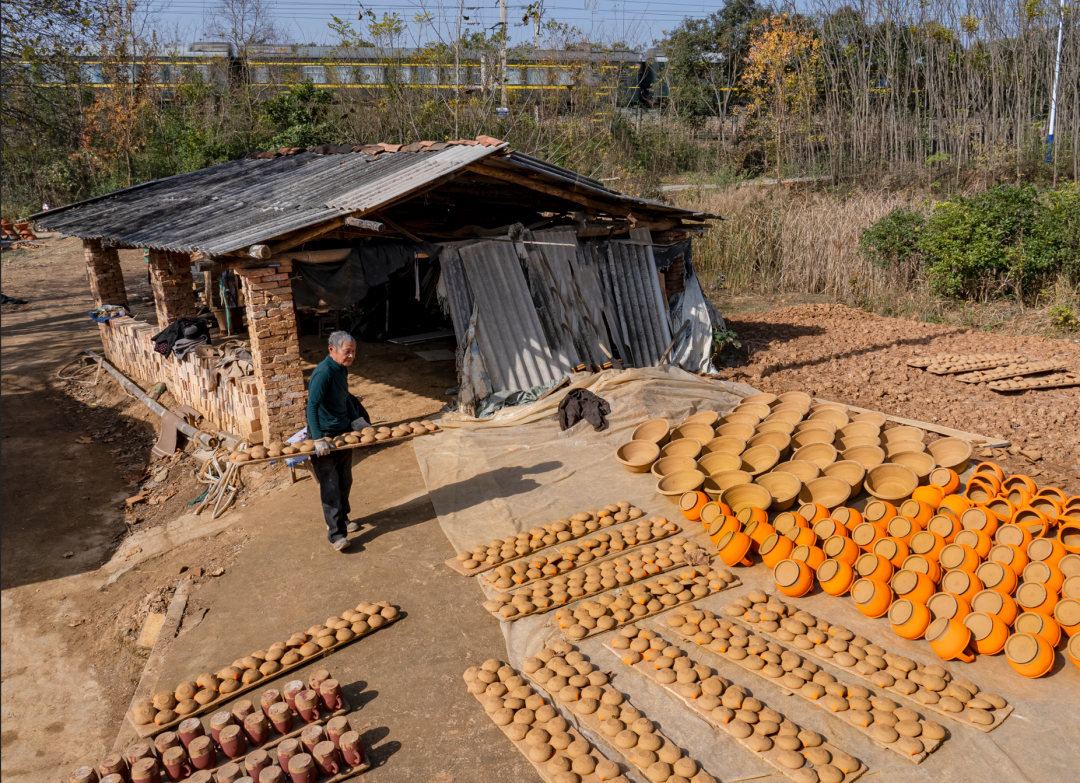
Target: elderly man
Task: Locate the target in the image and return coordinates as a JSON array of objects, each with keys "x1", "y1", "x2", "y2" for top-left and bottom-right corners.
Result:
[{"x1": 307, "y1": 331, "x2": 370, "y2": 551}]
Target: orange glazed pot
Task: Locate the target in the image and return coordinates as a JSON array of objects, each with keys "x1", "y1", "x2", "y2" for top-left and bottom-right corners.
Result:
[
  {"x1": 927, "y1": 617, "x2": 976, "y2": 662},
  {"x1": 927, "y1": 591, "x2": 971, "y2": 623},
  {"x1": 852, "y1": 577, "x2": 894, "y2": 618},
  {"x1": 680, "y1": 491, "x2": 710, "y2": 522},
  {"x1": 960, "y1": 506, "x2": 1000, "y2": 538},
  {"x1": 1030, "y1": 496, "x2": 1062, "y2": 524},
  {"x1": 1003, "y1": 473, "x2": 1038, "y2": 495},
  {"x1": 1005, "y1": 632, "x2": 1055, "y2": 678},
  {"x1": 744, "y1": 519, "x2": 775, "y2": 550},
  {"x1": 791, "y1": 544, "x2": 826, "y2": 571},
  {"x1": 964, "y1": 475, "x2": 1000, "y2": 505},
  {"x1": 1016, "y1": 582, "x2": 1058, "y2": 616},
  {"x1": 708, "y1": 515, "x2": 742, "y2": 548},
  {"x1": 954, "y1": 529, "x2": 992, "y2": 559},
  {"x1": 964, "y1": 612, "x2": 1010, "y2": 655},
  {"x1": 899, "y1": 499, "x2": 935, "y2": 527},
  {"x1": 874, "y1": 537, "x2": 910, "y2": 570},
  {"x1": 760, "y1": 533, "x2": 795, "y2": 570},
  {"x1": 817, "y1": 558, "x2": 856, "y2": 596},
  {"x1": 892, "y1": 569, "x2": 936, "y2": 605},
  {"x1": 1060, "y1": 519, "x2": 1080, "y2": 555},
  {"x1": 942, "y1": 568, "x2": 984, "y2": 605},
  {"x1": 975, "y1": 561, "x2": 1018, "y2": 596},
  {"x1": 886, "y1": 516, "x2": 922, "y2": 546},
  {"x1": 1036, "y1": 486, "x2": 1068, "y2": 504},
  {"x1": 1022, "y1": 561, "x2": 1065, "y2": 594},
  {"x1": 852, "y1": 522, "x2": 886, "y2": 553},
  {"x1": 855, "y1": 552, "x2": 894, "y2": 584},
  {"x1": 927, "y1": 514, "x2": 961, "y2": 544},
  {"x1": 973, "y1": 461, "x2": 1006, "y2": 482},
  {"x1": 995, "y1": 522, "x2": 1032, "y2": 551},
  {"x1": 1028, "y1": 538, "x2": 1067, "y2": 569},
  {"x1": 784, "y1": 525, "x2": 818, "y2": 549},
  {"x1": 774, "y1": 558, "x2": 814, "y2": 598},
  {"x1": 812, "y1": 518, "x2": 849, "y2": 540},
  {"x1": 773, "y1": 511, "x2": 809, "y2": 534},
  {"x1": 832, "y1": 506, "x2": 863, "y2": 531},
  {"x1": 939, "y1": 542, "x2": 980, "y2": 574},
  {"x1": 863, "y1": 500, "x2": 897, "y2": 525},
  {"x1": 939, "y1": 493, "x2": 972, "y2": 519},
  {"x1": 910, "y1": 530, "x2": 947, "y2": 563},
  {"x1": 912, "y1": 485, "x2": 945, "y2": 510},
  {"x1": 988, "y1": 543, "x2": 1029, "y2": 578},
  {"x1": 797, "y1": 503, "x2": 830, "y2": 526},
  {"x1": 823, "y1": 534, "x2": 860, "y2": 566},
  {"x1": 987, "y1": 497, "x2": 1018, "y2": 523},
  {"x1": 715, "y1": 531, "x2": 754, "y2": 567},
  {"x1": 1014, "y1": 611, "x2": 1062, "y2": 647},
  {"x1": 890, "y1": 598, "x2": 932, "y2": 640},
  {"x1": 929, "y1": 468, "x2": 960, "y2": 496},
  {"x1": 1053, "y1": 598, "x2": 1080, "y2": 636},
  {"x1": 903, "y1": 554, "x2": 942, "y2": 584},
  {"x1": 971, "y1": 588, "x2": 1019, "y2": 626}
]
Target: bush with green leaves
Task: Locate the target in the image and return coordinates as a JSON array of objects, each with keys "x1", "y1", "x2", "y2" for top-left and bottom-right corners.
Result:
[{"x1": 858, "y1": 205, "x2": 925, "y2": 270}]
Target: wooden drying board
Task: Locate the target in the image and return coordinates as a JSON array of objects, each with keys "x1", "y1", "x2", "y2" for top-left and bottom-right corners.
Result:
[
  {"x1": 521, "y1": 648, "x2": 713, "y2": 782},
  {"x1": 229, "y1": 427, "x2": 440, "y2": 467},
  {"x1": 954, "y1": 362, "x2": 1067, "y2": 383},
  {"x1": 812, "y1": 398, "x2": 1011, "y2": 448},
  {"x1": 488, "y1": 524, "x2": 681, "y2": 592},
  {"x1": 464, "y1": 673, "x2": 624, "y2": 783},
  {"x1": 558, "y1": 578, "x2": 742, "y2": 641},
  {"x1": 443, "y1": 511, "x2": 661, "y2": 578},
  {"x1": 988, "y1": 372, "x2": 1080, "y2": 391},
  {"x1": 645, "y1": 617, "x2": 939, "y2": 763},
  {"x1": 603, "y1": 637, "x2": 868, "y2": 783},
  {"x1": 129, "y1": 615, "x2": 402, "y2": 737},
  {"x1": 728, "y1": 614, "x2": 1011, "y2": 733}
]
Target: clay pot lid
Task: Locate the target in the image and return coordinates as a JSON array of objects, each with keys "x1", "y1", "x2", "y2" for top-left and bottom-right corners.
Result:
[
  {"x1": 875, "y1": 539, "x2": 901, "y2": 561},
  {"x1": 891, "y1": 570, "x2": 919, "y2": 596},
  {"x1": 1005, "y1": 633, "x2": 1040, "y2": 664},
  {"x1": 851, "y1": 579, "x2": 878, "y2": 604},
  {"x1": 927, "y1": 592, "x2": 960, "y2": 619},
  {"x1": 1028, "y1": 539, "x2": 1056, "y2": 562},
  {"x1": 822, "y1": 536, "x2": 847, "y2": 558},
  {"x1": 774, "y1": 559, "x2": 803, "y2": 587},
  {"x1": 854, "y1": 553, "x2": 880, "y2": 576},
  {"x1": 989, "y1": 544, "x2": 1017, "y2": 564},
  {"x1": 1016, "y1": 582, "x2": 1048, "y2": 608},
  {"x1": 889, "y1": 600, "x2": 914, "y2": 625},
  {"x1": 939, "y1": 544, "x2": 967, "y2": 570},
  {"x1": 817, "y1": 559, "x2": 841, "y2": 581},
  {"x1": 1014, "y1": 612, "x2": 1048, "y2": 635},
  {"x1": 1055, "y1": 598, "x2": 1080, "y2": 627},
  {"x1": 971, "y1": 590, "x2": 1005, "y2": 615},
  {"x1": 851, "y1": 524, "x2": 878, "y2": 547},
  {"x1": 977, "y1": 562, "x2": 1008, "y2": 588},
  {"x1": 941, "y1": 570, "x2": 971, "y2": 595},
  {"x1": 1023, "y1": 562, "x2": 1052, "y2": 584},
  {"x1": 963, "y1": 612, "x2": 995, "y2": 640}
]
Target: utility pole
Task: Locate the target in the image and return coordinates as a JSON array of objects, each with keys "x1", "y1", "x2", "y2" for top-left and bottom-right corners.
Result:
[
  {"x1": 455, "y1": 0, "x2": 463, "y2": 138},
  {"x1": 1047, "y1": 0, "x2": 1064, "y2": 184},
  {"x1": 499, "y1": 0, "x2": 508, "y2": 108}
]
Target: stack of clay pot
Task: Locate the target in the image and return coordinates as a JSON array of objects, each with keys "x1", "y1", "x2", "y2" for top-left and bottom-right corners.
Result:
[
  {"x1": 453, "y1": 503, "x2": 646, "y2": 570},
  {"x1": 230, "y1": 420, "x2": 438, "y2": 461},
  {"x1": 481, "y1": 521, "x2": 684, "y2": 589},
  {"x1": 554, "y1": 566, "x2": 736, "y2": 639},
  {"x1": 0, "y1": 219, "x2": 18, "y2": 240},
  {"x1": 728, "y1": 591, "x2": 1010, "y2": 725},
  {"x1": 130, "y1": 602, "x2": 398, "y2": 727}
]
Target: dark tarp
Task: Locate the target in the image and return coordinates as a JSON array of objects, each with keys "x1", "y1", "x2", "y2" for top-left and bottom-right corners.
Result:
[{"x1": 292, "y1": 242, "x2": 442, "y2": 310}]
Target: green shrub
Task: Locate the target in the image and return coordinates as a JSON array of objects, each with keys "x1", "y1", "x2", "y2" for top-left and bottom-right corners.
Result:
[{"x1": 858, "y1": 206, "x2": 925, "y2": 269}]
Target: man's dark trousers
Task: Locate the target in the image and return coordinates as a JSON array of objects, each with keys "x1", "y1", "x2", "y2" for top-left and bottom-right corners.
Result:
[{"x1": 311, "y1": 449, "x2": 353, "y2": 542}]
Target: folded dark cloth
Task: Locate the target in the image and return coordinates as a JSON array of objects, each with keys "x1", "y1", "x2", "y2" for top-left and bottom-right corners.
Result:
[
  {"x1": 558, "y1": 389, "x2": 611, "y2": 432},
  {"x1": 152, "y1": 317, "x2": 211, "y2": 357}
]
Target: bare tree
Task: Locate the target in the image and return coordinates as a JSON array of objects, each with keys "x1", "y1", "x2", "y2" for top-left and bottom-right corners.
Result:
[{"x1": 205, "y1": 0, "x2": 280, "y2": 62}]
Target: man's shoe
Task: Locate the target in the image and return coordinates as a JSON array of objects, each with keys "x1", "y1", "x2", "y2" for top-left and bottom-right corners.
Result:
[
  {"x1": 346, "y1": 521, "x2": 360, "y2": 533},
  {"x1": 332, "y1": 537, "x2": 351, "y2": 552}
]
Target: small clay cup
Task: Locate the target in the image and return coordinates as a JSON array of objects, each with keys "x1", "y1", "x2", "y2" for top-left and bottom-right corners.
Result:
[
  {"x1": 308, "y1": 669, "x2": 331, "y2": 691},
  {"x1": 339, "y1": 731, "x2": 366, "y2": 768},
  {"x1": 295, "y1": 690, "x2": 321, "y2": 723},
  {"x1": 69, "y1": 767, "x2": 99, "y2": 783},
  {"x1": 130, "y1": 758, "x2": 161, "y2": 783},
  {"x1": 177, "y1": 719, "x2": 204, "y2": 749},
  {"x1": 276, "y1": 738, "x2": 301, "y2": 770},
  {"x1": 300, "y1": 724, "x2": 326, "y2": 754},
  {"x1": 282, "y1": 680, "x2": 305, "y2": 711},
  {"x1": 260, "y1": 690, "x2": 283, "y2": 718},
  {"x1": 187, "y1": 736, "x2": 216, "y2": 771},
  {"x1": 244, "y1": 711, "x2": 270, "y2": 746},
  {"x1": 154, "y1": 732, "x2": 180, "y2": 757},
  {"x1": 287, "y1": 753, "x2": 317, "y2": 783},
  {"x1": 259, "y1": 767, "x2": 285, "y2": 783},
  {"x1": 214, "y1": 763, "x2": 243, "y2": 783},
  {"x1": 326, "y1": 716, "x2": 351, "y2": 749},
  {"x1": 162, "y1": 746, "x2": 191, "y2": 781},
  {"x1": 210, "y1": 711, "x2": 235, "y2": 743},
  {"x1": 268, "y1": 702, "x2": 293, "y2": 735},
  {"x1": 318, "y1": 679, "x2": 343, "y2": 711},
  {"x1": 99, "y1": 754, "x2": 129, "y2": 779},
  {"x1": 313, "y1": 741, "x2": 343, "y2": 777},
  {"x1": 231, "y1": 700, "x2": 256, "y2": 724},
  {"x1": 244, "y1": 749, "x2": 271, "y2": 782},
  {"x1": 125, "y1": 742, "x2": 156, "y2": 769}
]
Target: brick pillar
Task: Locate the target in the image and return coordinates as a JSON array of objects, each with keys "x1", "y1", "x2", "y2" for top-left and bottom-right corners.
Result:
[
  {"x1": 147, "y1": 249, "x2": 198, "y2": 327},
  {"x1": 236, "y1": 263, "x2": 306, "y2": 442},
  {"x1": 83, "y1": 238, "x2": 129, "y2": 307}
]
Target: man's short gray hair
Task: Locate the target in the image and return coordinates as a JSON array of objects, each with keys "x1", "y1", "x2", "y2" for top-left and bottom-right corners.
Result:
[{"x1": 328, "y1": 331, "x2": 356, "y2": 349}]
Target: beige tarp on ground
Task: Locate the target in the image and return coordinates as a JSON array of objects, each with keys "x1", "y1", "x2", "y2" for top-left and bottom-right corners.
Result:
[{"x1": 413, "y1": 366, "x2": 1078, "y2": 783}]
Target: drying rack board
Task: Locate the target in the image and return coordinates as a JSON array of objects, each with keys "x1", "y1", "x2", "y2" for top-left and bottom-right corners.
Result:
[
  {"x1": 522, "y1": 648, "x2": 713, "y2": 783},
  {"x1": 229, "y1": 427, "x2": 440, "y2": 466},
  {"x1": 129, "y1": 614, "x2": 401, "y2": 738},
  {"x1": 558, "y1": 578, "x2": 742, "y2": 641},
  {"x1": 907, "y1": 355, "x2": 1026, "y2": 374},
  {"x1": 730, "y1": 614, "x2": 1011, "y2": 733},
  {"x1": 443, "y1": 511, "x2": 660, "y2": 577},
  {"x1": 463, "y1": 672, "x2": 624, "y2": 783},
  {"x1": 987, "y1": 372, "x2": 1080, "y2": 391},
  {"x1": 602, "y1": 637, "x2": 868, "y2": 783},
  {"x1": 490, "y1": 525, "x2": 682, "y2": 592},
  {"x1": 954, "y1": 361, "x2": 1067, "y2": 383},
  {"x1": 647, "y1": 618, "x2": 939, "y2": 764}
]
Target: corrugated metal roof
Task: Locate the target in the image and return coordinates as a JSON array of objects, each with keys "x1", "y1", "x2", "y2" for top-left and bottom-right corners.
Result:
[
  {"x1": 32, "y1": 144, "x2": 505, "y2": 257},
  {"x1": 601, "y1": 236, "x2": 673, "y2": 366}
]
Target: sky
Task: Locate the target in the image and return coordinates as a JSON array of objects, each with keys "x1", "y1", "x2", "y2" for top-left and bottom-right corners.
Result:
[{"x1": 152, "y1": 0, "x2": 728, "y2": 51}]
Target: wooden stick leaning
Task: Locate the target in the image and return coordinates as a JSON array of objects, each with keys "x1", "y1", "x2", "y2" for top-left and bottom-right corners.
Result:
[
  {"x1": 463, "y1": 662, "x2": 631, "y2": 783},
  {"x1": 130, "y1": 603, "x2": 402, "y2": 737},
  {"x1": 520, "y1": 640, "x2": 718, "y2": 783},
  {"x1": 724, "y1": 595, "x2": 1011, "y2": 733},
  {"x1": 604, "y1": 625, "x2": 868, "y2": 783},
  {"x1": 646, "y1": 612, "x2": 942, "y2": 763}
]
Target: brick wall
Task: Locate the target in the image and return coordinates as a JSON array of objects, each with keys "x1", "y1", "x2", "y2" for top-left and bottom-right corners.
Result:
[
  {"x1": 236, "y1": 263, "x2": 306, "y2": 441},
  {"x1": 83, "y1": 238, "x2": 129, "y2": 308},
  {"x1": 147, "y1": 249, "x2": 198, "y2": 327}
]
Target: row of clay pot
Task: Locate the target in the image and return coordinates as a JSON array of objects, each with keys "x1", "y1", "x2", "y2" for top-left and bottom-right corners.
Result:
[
  {"x1": 764, "y1": 464, "x2": 1080, "y2": 677},
  {"x1": 72, "y1": 678, "x2": 362, "y2": 782}
]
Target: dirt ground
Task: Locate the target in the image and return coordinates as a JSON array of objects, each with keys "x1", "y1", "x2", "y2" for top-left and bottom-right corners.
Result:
[{"x1": 3, "y1": 237, "x2": 1078, "y2": 781}]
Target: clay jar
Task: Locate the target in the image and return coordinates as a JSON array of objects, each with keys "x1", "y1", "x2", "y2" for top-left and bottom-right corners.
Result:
[
  {"x1": 852, "y1": 578, "x2": 893, "y2": 618},
  {"x1": 287, "y1": 753, "x2": 316, "y2": 783},
  {"x1": 219, "y1": 725, "x2": 248, "y2": 760},
  {"x1": 989, "y1": 542, "x2": 1029, "y2": 577},
  {"x1": 975, "y1": 561, "x2": 1018, "y2": 596},
  {"x1": 927, "y1": 514, "x2": 961, "y2": 544},
  {"x1": 1029, "y1": 538, "x2": 1067, "y2": 570},
  {"x1": 963, "y1": 612, "x2": 1009, "y2": 655},
  {"x1": 680, "y1": 490, "x2": 709, "y2": 522},
  {"x1": 244, "y1": 749, "x2": 271, "y2": 781},
  {"x1": 954, "y1": 529, "x2": 992, "y2": 559},
  {"x1": 243, "y1": 711, "x2": 270, "y2": 746},
  {"x1": 210, "y1": 711, "x2": 235, "y2": 743},
  {"x1": 716, "y1": 531, "x2": 754, "y2": 567},
  {"x1": 939, "y1": 543, "x2": 980, "y2": 574},
  {"x1": 903, "y1": 554, "x2": 942, "y2": 583},
  {"x1": 927, "y1": 591, "x2": 970, "y2": 623},
  {"x1": 1023, "y1": 561, "x2": 1065, "y2": 594},
  {"x1": 338, "y1": 731, "x2": 366, "y2": 768},
  {"x1": 941, "y1": 569, "x2": 983, "y2": 605},
  {"x1": 313, "y1": 741, "x2": 343, "y2": 777},
  {"x1": 125, "y1": 742, "x2": 156, "y2": 769},
  {"x1": 890, "y1": 599, "x2": 932, "y2": 640},
  {"x1": 854, "y1": 552, "x2": 893, "y2": 584},
  {"x1": 154, "y1": 733, "x2": 180, "y2": 758},
  {"x1": 187, "y1": 736, "x2": 216, "y2": 771},
  {"x1": 318, "y1": 679, "x2": 344, "y2": 711},
  {"x1": 1005, "y1": 632, "x2": 1055, "y2": 678},
  {"x1": 276, "y1": 738, "x2": 301, "y2": 770},
  {"x1": 267, "y1": 702, "x2": 293, "y2": 735},
  {"x1": 99, "y1": 754, "x2": 129, "y2": 779},
  {"x1": 971, "y1": 589, "x2": 1018, "y2": 626},
  {"x1": 774, "y1": 559, "x2": 814, "y2": 598},
  {"x1": 927, "y1": 618, "x2": 975, "y2": 662},
  {"x1": 873, "y1": 537, "x2": 910, "y2": 570},
  {"x1": 892, "y1": 569, "x2": 935, "y2": 605},
  {"x1": 1014, "y1": 611, "x2": 1062, "y2": 647},
  {"x1": 162, "y1": 746, "x2": 191, "y2": 780},
  {"x1": 759, "y1": 534, "x2": 794, "y2": 570},
  {"x1": 822, "y1": 534, "x2": 859, "y2": 566},
  {"x1": 910, "y1": 530, "x2": 947, "y2": 562},
  {"x1": 851, "y1": 522, "x2": 885, "y2": 553},
  {"x1": 295, "y1": 690, "x2": 321, "y2": 722},
  {"x1": 300, "y1": 725, "x2": 326, "y2": 754},
  {"x1": 816, "y1": 559, "x2": 855, "y2": 597}
]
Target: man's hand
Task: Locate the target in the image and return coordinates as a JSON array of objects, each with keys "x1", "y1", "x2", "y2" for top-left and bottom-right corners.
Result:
[
  {"x1": 350, "y1": 417, "x2": 370, "y2": 432},
  {"x1": 313, "y1": 439, "x2": 331, "y2": 457}
]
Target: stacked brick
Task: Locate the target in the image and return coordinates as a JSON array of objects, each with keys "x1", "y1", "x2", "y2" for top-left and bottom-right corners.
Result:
[
  {"x1": 146, "y1": 249, "x2": 199, "y2": 327},
  {"x1": 236, "y1": 263, "x2": 307, "y2": 442},
  {"x1": 98, "y1": 317, "x2": 262, "y2": 439},
  {"x1": 83, "y1": 238, "x2": 129, "y2": 307}
]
